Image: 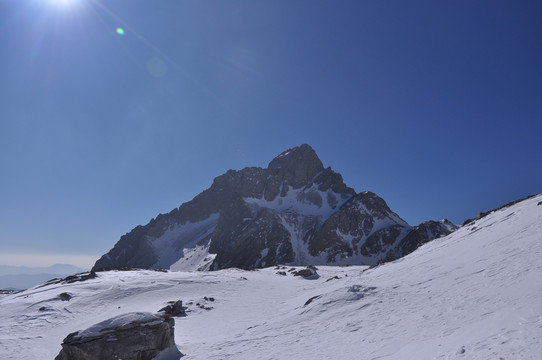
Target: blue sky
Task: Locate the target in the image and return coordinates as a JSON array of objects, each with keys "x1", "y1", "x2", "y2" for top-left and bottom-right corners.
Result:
[{"x1": 1, "y1": 0, "x2": 541, "y2": 268}]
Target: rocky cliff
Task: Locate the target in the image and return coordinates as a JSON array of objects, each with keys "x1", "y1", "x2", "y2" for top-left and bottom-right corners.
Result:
[{"x1": 93, "y1": 144, "x2": 456, "y2": 271}]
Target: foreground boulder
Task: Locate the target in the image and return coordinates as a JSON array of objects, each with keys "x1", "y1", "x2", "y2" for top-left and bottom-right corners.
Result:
[{"x1": 55, "y1": 312, "x2": 176, "y2": 360}]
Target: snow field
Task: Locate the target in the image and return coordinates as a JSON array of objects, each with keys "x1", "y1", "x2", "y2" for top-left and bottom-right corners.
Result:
[{"x1": 0, "y1": 194, "x2": 541, "y2": 359}]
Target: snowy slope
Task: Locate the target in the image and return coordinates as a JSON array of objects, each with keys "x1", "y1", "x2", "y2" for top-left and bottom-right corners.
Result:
[
  {"x1": 151, "y1": 213, "x2": 219, "y2": 270},
  {"x1": 1, "y1": 194, "x2": 541, "y2": 359}
]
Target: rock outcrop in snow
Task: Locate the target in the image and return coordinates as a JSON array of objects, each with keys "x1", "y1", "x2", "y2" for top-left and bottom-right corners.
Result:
[
  {"x1": 385, "y1": 219, "x2": 459, "y2": 261},
  {"x1": 93, "y1": 144, "x2": 455, "y2": 272},
  {"x1": 54, "y1": 312, "x2": 176, "y2": 360}
]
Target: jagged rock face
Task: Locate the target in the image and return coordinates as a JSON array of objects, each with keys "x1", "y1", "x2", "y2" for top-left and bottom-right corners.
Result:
[
  {"x1": 93, "y1": 144, "x2": 456, "y2": 272},
  {"x1": 54, "y1": 313, "x2": 175, "y2": 360},
  {"x1": 309, "y1": 192, "x2": 410, "y2": 261},
  {"x1": 386, "y1": 219, "x2": 459, "y2": 261},
  {"x1": 211, "y1": 208, "x2": 295, "y2": 269},
  {"x1": 93, "y1": 226, "x2": 158, "y2": 270}
]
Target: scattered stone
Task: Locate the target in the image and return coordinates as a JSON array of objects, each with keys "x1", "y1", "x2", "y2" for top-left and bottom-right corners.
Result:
[
  {"x1": 204, "y1": 297, "x2": 215, "y2": 302},
  {"x1": 196, "y1": 302, "x2": 213, "y2": 311},
  {"x1": 346, "y1": 285, "x2": 377, "y2": 300},
  {"x1": 63, "y1": 271, "x2": 97, "y2": 284},
  {"x1": 276, "y1": 271, "x2": 287, "y2": 276},
  {"x1": 325, "y1": 276, "x2": 341, "y2": 282},
  {"x1": 368, "y1": 262, "x2": 383, "y2": 270},
  {"x1": 0, "y1": 290, "x2": 20, "y2": 295},
  {"x1": 537, "y1": 201, "x2": 542, "y2": 206},
  {"x1": 304, "y1": 295, "x2": 321, "y2": 306},
  {"x1": 292, "y1": 267, "x2": 319, "y2": 279},
  {"x1": 59, "y1": 293, "x2": 72, "y2": 301},
  {"x1": 39, "y1": 272, "x2": 98, "y2": 289},
  {"x1": 463, "y1": 195, "x2": 535, "y2": 225},
  {"x1": 55, "y1": 312, "x2": 176, "y2": 360},
  {"x1": 158, "y1": 300, "x2": 184, "y2": 317},
  {"x1": 42, "y1": 278, "x2": 62, "y2": 286}
]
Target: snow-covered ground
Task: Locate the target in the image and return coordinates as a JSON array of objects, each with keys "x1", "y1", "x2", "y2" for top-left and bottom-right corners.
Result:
[{"x1": 1, "y1": 195, "x2": 541, "y2": 359}]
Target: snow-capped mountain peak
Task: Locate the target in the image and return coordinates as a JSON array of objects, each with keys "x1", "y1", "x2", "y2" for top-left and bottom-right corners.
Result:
[{"x1": 92, "y1": 145, "x2": 454, "y2": 272}]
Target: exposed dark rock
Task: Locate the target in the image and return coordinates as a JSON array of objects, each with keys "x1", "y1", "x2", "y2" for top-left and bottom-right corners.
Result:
[
  {"x1": 304, "y1": 295, "x2": 321, "y2": 306},
  {"x1": 361, "y1": 225, "x2": 403, "y2": 257},
  {"x1": 40, "y1": 272, "x2": 98, "y2": 289},
  {"x1": 196, "y1": 302, "x2": 213, "y2": 310},
  {"x1": 93, "y1": 226, "x2": 159, "y2": 271},
  {"x1": 210, "y1": 207, "x2": 295, "y2": 270},
  {"x1": 0, "y1": 290, "x2": 20, "y2": 295},
  {"x1": 463, "y1": 195, "x2": 535, "y2": 225},
  {"x1": 293, "y1": 267, "x2": 319, "y2": 279},
  {"x1": 159, "y1": 300, "x2": 184, "y2": 317},
  {"x1": 58, "y1": 292, "x2": 72, "y2": 301},
  {"x1": 55, "y1": 312, "x2": 176, "y2": 360},
  {"x1": 267, "y1": 144, "x2": 325, "y2": 191},
  {"x1": 386, "y1": 219, "x2": 458, "y2": 261},
  {"x1": 63, "y1": 271, "x2": 97, "y2": 284},
  {"x1": 347, "y1": 285, "x2": 377, "y2": 299},
  {"x1": 276, "y1": 271, "x2": 287, "y2": 276}
]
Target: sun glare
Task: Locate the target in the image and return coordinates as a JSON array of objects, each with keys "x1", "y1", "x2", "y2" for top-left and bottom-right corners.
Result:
[{"x1": 50, "y1": 0, "x2": 78, "y2": 7}]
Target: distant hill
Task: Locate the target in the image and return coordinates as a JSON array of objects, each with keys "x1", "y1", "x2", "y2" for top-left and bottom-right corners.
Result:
[{"x1": 0, "y1": 264, "x2": 87, "y2": 290}]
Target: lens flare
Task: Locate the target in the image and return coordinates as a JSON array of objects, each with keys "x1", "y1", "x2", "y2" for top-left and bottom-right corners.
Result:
[
  {"x1": 116, "y1": 27, "x2": 125, "y2": 36},
  {"x1": 146, "y1": 58, "x2": 167, "y2": 78}
]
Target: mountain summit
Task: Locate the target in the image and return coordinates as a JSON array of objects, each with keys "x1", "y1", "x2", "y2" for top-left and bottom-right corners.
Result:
[{"x1": 93, "y1": 145, "x2": 455, "y2": 271}]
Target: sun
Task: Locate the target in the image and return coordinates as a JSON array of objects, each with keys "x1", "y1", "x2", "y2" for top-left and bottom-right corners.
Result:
[
  {"x1": 49, "y1": 0, "x2": 78, "y2": 7},
  {"x1": 47, "y1": 0, "x2": 83, "y2": 13}
]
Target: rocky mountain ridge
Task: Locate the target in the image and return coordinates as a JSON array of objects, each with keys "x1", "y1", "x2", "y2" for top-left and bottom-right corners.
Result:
[{"x1": 93, "y1": 144, "x2": 456, "y2": 272}]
